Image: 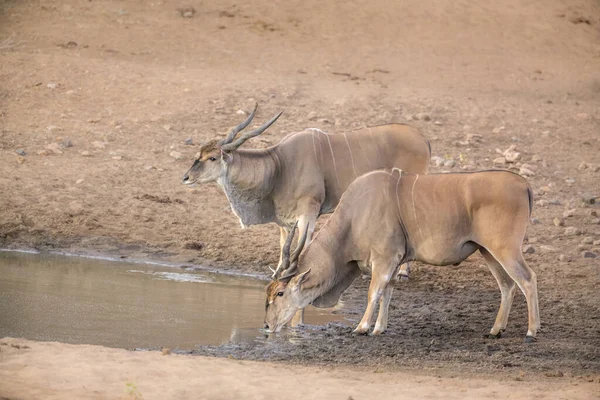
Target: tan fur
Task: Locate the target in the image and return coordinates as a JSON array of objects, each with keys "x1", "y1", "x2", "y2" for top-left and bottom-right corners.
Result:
[{"x1": 265, "y1": 170, "x2": 540, "y2": 341}]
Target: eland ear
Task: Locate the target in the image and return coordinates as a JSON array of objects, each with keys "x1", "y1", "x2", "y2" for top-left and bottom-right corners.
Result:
[
  {"x1": 289, "y1": 269, "x2": 311, "y2": 292},
  {"x1": 220, "y1": 148, "x2": 233, "y2": 163}
]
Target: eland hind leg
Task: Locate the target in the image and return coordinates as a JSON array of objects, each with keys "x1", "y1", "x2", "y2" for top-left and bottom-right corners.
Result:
[
  {"x1": 485, "y1": 247, "x2": 540, "y2": 342},
  {"x1": 480, "y1": 248, "x2": 517, "y2": 338},
  {"x1": 372, "y1": 284, "x2": 395, "y2": 335}
]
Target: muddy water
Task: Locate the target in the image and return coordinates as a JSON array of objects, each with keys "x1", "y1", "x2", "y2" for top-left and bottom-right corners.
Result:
[{"x1": 0, "y1": 251, "x2": 346, "y2": 350}]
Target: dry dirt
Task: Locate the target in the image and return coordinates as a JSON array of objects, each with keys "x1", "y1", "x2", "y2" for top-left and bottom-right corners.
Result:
[
  {"x1": 1, "y1": 0, "x2": 600, "y2": 397},
  {"x1": 0, "y1": 338, "x2": 598, "y2": 400}
]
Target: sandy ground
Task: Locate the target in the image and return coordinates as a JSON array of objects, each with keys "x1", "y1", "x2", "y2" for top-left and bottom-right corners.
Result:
[
  {"x1": 1, "y1": 0, "x2": 600, "y2": 397},
  {"x1": 1, "y1": 338, "x2": 598, "y2": 400}
]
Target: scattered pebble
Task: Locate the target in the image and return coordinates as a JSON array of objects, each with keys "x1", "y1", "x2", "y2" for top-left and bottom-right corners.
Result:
[
  {"x1": 62, "y1": 138, "x2": 73, "y2": 148},
  {"x1": 581, "y1": 251, "x2": 597, "y2": 259},
  {"x1": 162, "y1": 347, "x2": 172, "y2": 355},
  {"x1": 588, "y1": 210, "x2": 598, "y2": 217},
  {"x1": 503, "y1": 145, "x2": 521, "y2": 163},
  {"x1": 564, "y1": 227, "x2": 581, "y2": 236},
  {"x1": 81, "y1": 151, "x2": 91, "y2": 157},
  {"x1": 581, "y1": 195, "x2": 596, "y2": 205},
  {"x1": 430, "y1": 156, "x2": 444, "y2": 167},
  {"x1": 45, "y1": 143, "x2": 63, "y2": 154},
  {"x1": 548, "y1": 199, "x2": 562, "y2": 206},
  {"x1": 519, "y1": 165, "x2": 535, "y2": 176},
  {"x1": 523, "y1": 245, "x2": 535, "y2": 254},
  {"x1": 47, "y1": 82, "x2": 58, "y2": 89},
  {"x1": 563, "y1": 209, "x2": 576, "y2": 218},
  {"x1": 15, "y1": 149, "x2": 26, "y2": 156},
  {"x1": 591, "y1": 218, "x2": 600, "y2": 225},
  {"x1": 594, "y1": 240, "x2": 600, "y2": 246},
  {"x1": 582, "y1": 237, "x2": 594, "y2": 244},
  {"x1": 553, "y1": 217, "x2": 565, "y2": 227},
  {"x1": 307, "y1": 111, "x2": 318, "y2": 121},
  {"x1": 76, "y1": 179, "x2": 84, "y2": 184},
  {"x1": 531, "y1": 155, "x2": 543, "y2": 162},
  {"x1": 144, "y1": 165, "x2": 156, "y2": 171},
  {"x1": 184, "y1": 138, "x2": 194, "y2": 145},
  {"x1": 540, "y1": 245, "x2": 559, "y2": 253},
  {"x1": 415, "y1": 113, "x2": 431, "y2": 121},
  {"x1": 564, "y1": 178, "x2": 576, "y2": 185},
  {"x1": 91, "y1": 141, "x2": 107, "y2": 149},
  {"x1": 493, "y1": 157, "x2": 507, "y2": 165},
  {"x1": 558, "y1": 254, "x2": 569, "y2": 262},
  {"x1": 163, "y1": 124, "x2": 172, "y2": 132},
  {"x1": 492, "y1": 126, "x2": 505, "y2": 134},
  {"x1": 169, "y1": 151, "x2": 183, "y2": 160},
  {"x1": 530, "y1": 218, "x2": 540, "y2": 225},
  {"x1": 443, "y1": 159, "x2": 456, "y2": 168},
  {"x1": 536, "y1": 200, "x2": 548, "y2": 207},
  {"x1": 112, "y1": 156, "x2": 123, "y2": 161}
]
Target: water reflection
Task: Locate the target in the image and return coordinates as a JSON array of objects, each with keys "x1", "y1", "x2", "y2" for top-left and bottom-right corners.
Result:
[{"x1": 0, "y1": 251, "x2": 346, "y2": 350}]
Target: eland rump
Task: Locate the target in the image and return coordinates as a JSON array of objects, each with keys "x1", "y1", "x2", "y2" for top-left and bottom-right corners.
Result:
[
  {"x1": 182, "y1": 104, "x2": 431, "y2": 323},
  {"x1": 265, "y1": 169, "x2": 540, "y2": 342}
]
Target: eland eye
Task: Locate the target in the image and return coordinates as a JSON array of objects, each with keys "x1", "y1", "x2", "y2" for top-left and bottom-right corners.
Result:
[
  {"x1": 277, "y1": 291, "x2": 284, "y2": 297},
  {"x1": 209, "y1": 157, "x2": 217, "y2": 161}
]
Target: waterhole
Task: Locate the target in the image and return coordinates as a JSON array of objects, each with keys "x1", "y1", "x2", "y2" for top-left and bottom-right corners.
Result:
[{"x1": 0, "y1": 251, "x2": 347, "y2": 350}]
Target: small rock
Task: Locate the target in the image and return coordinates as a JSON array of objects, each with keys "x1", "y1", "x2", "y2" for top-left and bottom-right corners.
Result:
[
  {"x1": 443, "y1": 159, "x2": 456, "y2": 168},
  {"x1": 37, "y1": 150, "x2": 49, "y2": 156},
  {"x1": 112, "y1": 156, "x2": 123, "y2": 161},
  {"x1": 81, "y1": 151, "x2": 91, "y2": 157},
  {"x1": 15, "y1": 149, "x2": 26, "y2": 156},
  {"x1": 62, "y1": 138, "x2": 73, "y2": 148},
  {"x1": 178, "y1": 6, "x2": 195, "y2": 18},
  {"x1": 553, "y1": 217, "x2": 565, "y2": 227},
  {"x1": 523, "y1": 245, "x2": 535, "y2": 254},
  {"x1": 236, "y1": 109, "x2": 246, "y2": 115},
  {"x1": 163, "y1": 124, "x2": 172, "y2": 132},
  {"x1": 581, "y1": 195, "x2": 596, "y2": 205},
  {"x1": 581, "y1": 251, "x2": 597, "y2": 259},
  {"x1": 169, "y1": 151, "x2": 183, "y2": 160},
  {"x1": 91, "y1": 141, "x2": 107, "y2": 149},
  {"x1": 531, "y1": 155, "x2": 543, "y2": 162},
  {"x1": 492, "y1": 126, "x2": 505, "y2": 134},
  {"x1": 431, "y1": 156, "x2": 444, "y2": 167},
  {"x1": 76, "y1": 179, "x2": 84, "y2": 184},
  {"x1": 307, "y1": 111, "x2": 318, "y2": 121},
  {"x1": 144, "y1": 165, "x2": 156, "y2": 171},
  {"x1": 578, "y1": 162, "x2": 589, "y2": 171},
  {"x1": 493, "y1": 157, "x2": 507, "y2": 165},
  {"x1": 403, "y1": 115, "x2": 414, "y2": 121},
  {"x1": 334, "y1": 118, "x2": 342, "y2": 126},
  {"x1": 47, "y1": 82, "x2": 58, "y2": 89},
  {"x1": 582, "y1": 236, "x2": 594, "y2": 244},
  {"x1": 548, "y1": 199, "x2": 562, "y2": 206},
  {"x1": 45, "y1": 143, "x2": 63, "y2": 154},
  {"x1": 540, "y1": 245, "x2": 559, "y2": 253},
  {"x1": 528, "y1": 237, "x2": 538, "y2": 244},
  {"x1": 564, "y1": 227, "x2": 581, "y2": 236},
  {"x1": 564, "y1": 178, "x2": 576, "y2": 185},
  {"x1": 519, "y1": 166, "x2": 535, "y2": 176},
  {"x1": 503, "y1": 145, "x2": 521, "y2": 163},
  {"x1": 162, "y1": 347, "x2": 172, "y2": 355},
  {"x1": 466, "y1": 133, "x2": 483, "y2": 142},
  {"x1": 593, "y1": 240, "x2": 600, "y2": 246},
  {"x1": 415, "y1": 113, "x2": 431, "y2": 121},
  {"x1": 589, "y1": 210, "x2": 598, "y2": 217},
  {"x1": 530, "y1": 218, "x2": 541, "y2": 225},
  {"x1": 591, "y1": 218, "x2": 600, "y2": 225},
  {"x1": 434, "y1": 120, "x2": 443, "y2": 126},
  {"x1": 563, "y1": 209, "x2": 576, "y2": 218},
  {"x1": 184, "y1": 138, "x2": 194, "y2": 145},
  {"x1": 558, "y1": 254, "x2": 569, "y2": 262}
]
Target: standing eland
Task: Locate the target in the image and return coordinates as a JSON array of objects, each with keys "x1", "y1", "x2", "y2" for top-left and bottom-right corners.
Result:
[
  {"x1": 265, "y1": 169, "x2": 540, "y2": 342},
  {"x1": 183, "y1": 104, "x2": 431, "y2": 324}
]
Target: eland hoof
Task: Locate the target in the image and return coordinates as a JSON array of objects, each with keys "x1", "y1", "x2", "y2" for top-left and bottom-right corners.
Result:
[
  {"x1": 524, "y1": 335, "x2": 537, "y2": 343},
  {"x1": 485, "y1": 331, "x2": 503, "y2": 339}
]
